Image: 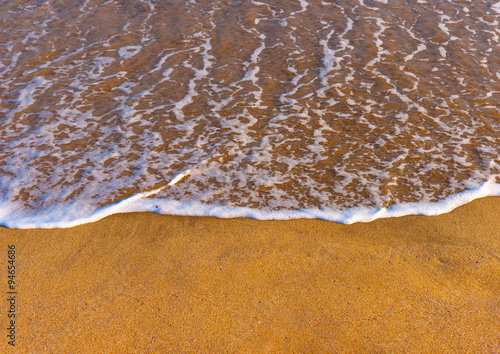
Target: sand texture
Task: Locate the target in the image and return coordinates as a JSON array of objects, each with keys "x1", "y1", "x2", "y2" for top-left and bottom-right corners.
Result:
[{"x1": 1, "y1": 197, "x2": 500, "y2": 353}]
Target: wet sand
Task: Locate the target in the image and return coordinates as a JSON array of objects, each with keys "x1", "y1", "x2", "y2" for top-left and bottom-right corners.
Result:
[{"x1": 1, "y1": 197, "x2": 500, "y2": 353}]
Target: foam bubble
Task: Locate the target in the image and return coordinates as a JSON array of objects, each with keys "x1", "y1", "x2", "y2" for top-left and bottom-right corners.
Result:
[{"x1": 118, "y1": 46, "x2": 142, "y2": 59}]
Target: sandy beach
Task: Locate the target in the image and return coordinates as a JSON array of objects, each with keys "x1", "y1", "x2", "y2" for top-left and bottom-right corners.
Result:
[{"x1": 1, "y1": 197, "x2": 500, "y2": 353}]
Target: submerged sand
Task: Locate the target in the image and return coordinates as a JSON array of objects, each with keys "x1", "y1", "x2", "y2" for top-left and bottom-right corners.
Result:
[
  {"x1": 1, "y1": 197, "x2": 500, "y2": 352},
  {"x1": 3, "y1": 0, "x2": 500, "y2": 215}
]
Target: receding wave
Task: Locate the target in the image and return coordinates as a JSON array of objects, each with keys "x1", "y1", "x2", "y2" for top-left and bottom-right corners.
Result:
[{"x1": 0, "y1": 0, "x2": 499, "y2": 228}]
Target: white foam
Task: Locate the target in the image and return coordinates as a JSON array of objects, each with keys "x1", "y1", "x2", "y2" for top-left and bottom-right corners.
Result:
[
  {"x1": 404, "y1": 44, "x2": 426, "y2": 62},
  {"x1": 172, "y1": 35, "x2": 214, "y2": 121},
  {"x1": 492, "y1": 2, "x2": 500, "y2": 14},
  {"x1": 439, "y1": 46, "x2": 446, "y2": 58},
  {"x1": 1, "y1": 181, "x2": 500, "y2": 229},
  {"x1": 2, "y1": 0, "x2": 500, "y2": 231},
  {"x1": 298, "y1": 0, "x2": 309, "y2": 12},
  {"x1": 16, "y1": 76, "x2": 46, "y2": 108},
  {"x1": 118, "y1": 46, "x2": 142, "y2": 59}
]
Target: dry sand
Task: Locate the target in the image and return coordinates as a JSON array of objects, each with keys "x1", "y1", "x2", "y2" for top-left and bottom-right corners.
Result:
[{"x1": 1, "y1": 197, "x2": 500, "y2": 353}]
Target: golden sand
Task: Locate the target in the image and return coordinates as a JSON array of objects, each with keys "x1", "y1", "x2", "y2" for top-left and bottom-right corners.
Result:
[{"x1": 1, "y1": 197, "x2": 500, "y2": 353}]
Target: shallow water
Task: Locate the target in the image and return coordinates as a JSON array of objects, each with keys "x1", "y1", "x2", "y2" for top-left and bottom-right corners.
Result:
[{"x1": 0, "y1": 0, "x2": 499, "y2": 227}]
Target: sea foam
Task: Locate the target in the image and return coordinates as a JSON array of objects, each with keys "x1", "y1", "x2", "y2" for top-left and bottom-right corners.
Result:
[
  {"x1": 0, "y1": 0, "x2": 499, "y2": 229},
  {"x1": 1, "y1": 177, "x2": 499, "y2": 229}
]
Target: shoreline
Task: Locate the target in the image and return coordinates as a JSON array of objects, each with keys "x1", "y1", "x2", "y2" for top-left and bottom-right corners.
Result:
[
  {"x1": 1, "y1": 196, "x2": 499, "y2": 352},
  {"x1": 2, "y1": 180, "x2": 500, "y2": 229}
]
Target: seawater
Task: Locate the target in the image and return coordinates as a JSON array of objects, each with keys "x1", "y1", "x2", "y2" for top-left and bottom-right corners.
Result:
[{"x1": 0, "y1": 0, "x2": 499, "y2": 228}]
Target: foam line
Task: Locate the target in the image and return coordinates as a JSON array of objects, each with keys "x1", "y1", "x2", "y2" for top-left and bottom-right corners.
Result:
[{"x1": 1, "y1": 181, "x2": 500, "y2": 229}]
